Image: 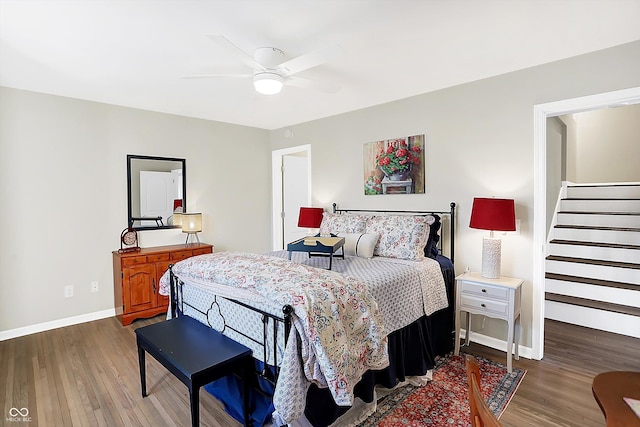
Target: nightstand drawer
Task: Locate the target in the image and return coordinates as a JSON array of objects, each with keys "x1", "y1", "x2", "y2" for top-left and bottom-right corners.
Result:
[
  {"x1": 461, "y1": 281, "x2": 509, "y2": 300},
  {"x1": 461, "y1": 294, "x2": 509, "y2": 316}
]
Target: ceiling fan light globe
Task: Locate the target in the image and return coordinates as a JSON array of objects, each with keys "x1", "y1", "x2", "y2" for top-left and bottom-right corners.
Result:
[{"x1": 253, "y1": 73, "x2": 284, "y2": 95}]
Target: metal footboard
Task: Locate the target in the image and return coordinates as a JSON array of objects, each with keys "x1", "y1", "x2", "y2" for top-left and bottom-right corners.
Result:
[{"x1": 169, "y1": 265, "x2": 293, "y2": 386}]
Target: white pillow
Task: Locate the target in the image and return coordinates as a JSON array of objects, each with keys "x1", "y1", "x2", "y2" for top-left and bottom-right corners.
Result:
[{"x1": 338, "y1": 233, "x2": 379, "y2": 259}]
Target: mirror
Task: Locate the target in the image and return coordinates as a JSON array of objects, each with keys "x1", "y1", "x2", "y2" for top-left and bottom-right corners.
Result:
[{"x1": 127, "y1": 154, "x2": 186, "y2": 230}]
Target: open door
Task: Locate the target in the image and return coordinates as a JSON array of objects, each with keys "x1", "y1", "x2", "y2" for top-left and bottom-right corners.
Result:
[
  {"x1": 283, "y1": 154, "x2": 310, "y2": 245},
  {"x1": 272, "y1": 145, "x2": 312, "y2": 250}
]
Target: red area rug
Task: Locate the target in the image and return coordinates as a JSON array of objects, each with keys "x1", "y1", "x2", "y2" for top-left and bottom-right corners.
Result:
[{"x1": 358, "y1": 352, "x2": 526, "y2": 426}]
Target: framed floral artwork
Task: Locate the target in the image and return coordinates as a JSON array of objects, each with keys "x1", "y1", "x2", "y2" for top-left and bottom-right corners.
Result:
[{"x1": 363, "y1": 134, "x2": 425, "y2": 195}]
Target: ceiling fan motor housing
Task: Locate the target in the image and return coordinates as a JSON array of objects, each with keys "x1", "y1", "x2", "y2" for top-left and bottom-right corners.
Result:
[
  {"x1": 252, "y1": 47, "x2": 286, "y2": 94},
  {"x1": 253, "y1": 47, "x2": 285, "y2": 68}
]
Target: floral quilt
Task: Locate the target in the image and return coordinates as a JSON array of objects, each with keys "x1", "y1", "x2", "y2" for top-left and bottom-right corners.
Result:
[{"x1": 159, "y1": 252, "x2": 389, "y2": 424}]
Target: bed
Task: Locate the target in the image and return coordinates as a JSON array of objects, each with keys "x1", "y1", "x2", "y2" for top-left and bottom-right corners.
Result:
[{"x1": 158, "y1": 203, "x2": 456, "y2": 427}]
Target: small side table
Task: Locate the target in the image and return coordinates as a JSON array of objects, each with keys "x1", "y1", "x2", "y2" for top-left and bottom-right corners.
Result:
[
  {"x1": 287, "y1": 236, "x2": 345, "y2": 270},
  {"x1": 454, "y1": 272, "x2": 523, "y2": 372}
]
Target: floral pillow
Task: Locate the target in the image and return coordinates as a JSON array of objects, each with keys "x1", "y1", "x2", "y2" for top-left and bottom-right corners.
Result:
[
  {"x1": 365, "y1": 215, "x2": 433, "y2": 260},
  {"x1": 337, "y1": 233, "x2": 379, "y2": 258},
  {"x1": 319, "y1": 213, "x2": 367, "y2": 235}
]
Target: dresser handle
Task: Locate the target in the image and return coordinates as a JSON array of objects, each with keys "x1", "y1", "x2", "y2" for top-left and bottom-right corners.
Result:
[
  {"x1": 482, "y1": 289, "x2": 487, "y2": 293},
  {"x1": 152, "y1": 278, "x2": 156, "y2": 294},
  {"x1": 481, "y1": 303, "x2": 486, "y2": 308}
]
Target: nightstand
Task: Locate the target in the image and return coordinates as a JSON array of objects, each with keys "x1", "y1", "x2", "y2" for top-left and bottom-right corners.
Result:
[{"x1": 454, "y1": 272, "x2": 523, "y2": 372}]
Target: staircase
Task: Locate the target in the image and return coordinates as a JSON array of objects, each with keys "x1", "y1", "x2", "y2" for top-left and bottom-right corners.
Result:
[{"x1": 545, "y1": 183, "x2": 640, "y2": 339}]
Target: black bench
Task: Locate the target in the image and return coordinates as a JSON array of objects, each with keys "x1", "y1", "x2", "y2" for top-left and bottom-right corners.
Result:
[{"x1": 135, "y1": 315, "x2": 253, "y2": 427}]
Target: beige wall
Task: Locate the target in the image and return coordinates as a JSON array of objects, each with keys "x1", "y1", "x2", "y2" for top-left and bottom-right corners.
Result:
[
  {"x1": 270, "y1": 40, "x2": 640, "y2": 350},
  {"x1": 546, "y1": 117, "x2": 565, "y2": 235},
  {"x1": 569, "y1": 103, "x2": 640, "y2": 183},
  {"x1": 0, "y1": 87, "x2": 271, "y2": 332}
]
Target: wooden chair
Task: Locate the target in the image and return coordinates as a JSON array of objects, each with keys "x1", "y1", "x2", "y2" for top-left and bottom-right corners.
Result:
[{"x1": 465, "y1": 355, "x2": 503, "y2": 427}]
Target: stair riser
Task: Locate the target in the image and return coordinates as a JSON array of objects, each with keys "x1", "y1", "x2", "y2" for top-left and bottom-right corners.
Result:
[
  {"x1": 557, "y1": 213, "x2": 640, "y2": 228},
  {"x1": 567, "y1": 185, "x2": 640, "y2": 199},
  {"x1": 553, "y1": 228, "x2": 640, "y2": 245},
  {"x1": 545, "y1": 301, "x2": 640, "y2": 339},
  {"x1": 545, "y1": 279, "x2": 640, "y2": 307},
  {"x1": 547, "y1": 243, "x2": 640, "y2": 264},
  {"x1": 561, "y1": 199, "x2": 640, "y2": 213},
  {"x1": 545, "y1": 259, "x2": 640, "y2": 285}
]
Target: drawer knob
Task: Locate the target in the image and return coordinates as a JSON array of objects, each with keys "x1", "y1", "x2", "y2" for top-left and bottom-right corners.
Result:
[
  {"x1": 481, "y1": 303, "x2": 486, "y2": 308},
  {"x1": 482, "y1": 289, "x2": 487, "y2": 293}
]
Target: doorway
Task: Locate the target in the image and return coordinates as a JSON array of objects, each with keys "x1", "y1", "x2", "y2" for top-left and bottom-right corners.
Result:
[
  {"x1": 532, "y1": 86, "x2": 640, "y2": 360},
  {"x1": 271, "y1": 145, "x2": 312, "y2": 250}
]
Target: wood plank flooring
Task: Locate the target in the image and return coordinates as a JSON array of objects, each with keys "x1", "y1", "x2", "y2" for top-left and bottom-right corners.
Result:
[{"x1": 1, "y1": 316, "x2": 639, "y2": 426}]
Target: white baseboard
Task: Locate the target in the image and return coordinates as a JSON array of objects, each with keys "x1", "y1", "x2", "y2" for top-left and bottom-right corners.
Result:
[
  {"x1": 459, "y1": 329, "x2": 534, "y2": 360},
  {"x1": 0, "y1": 308, "x2": 116, "y2": 341}
]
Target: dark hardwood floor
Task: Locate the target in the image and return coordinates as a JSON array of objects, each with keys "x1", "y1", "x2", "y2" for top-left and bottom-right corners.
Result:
[{"x1": 1, "y1": 316, "x2": 638, "y2": 426}]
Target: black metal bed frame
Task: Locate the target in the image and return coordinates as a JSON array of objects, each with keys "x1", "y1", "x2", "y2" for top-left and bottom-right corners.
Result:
[
  {"x1": 169, "y1": 268, "x2": 293, "y2": 386},
  {"x1": 166, "y1": 201, "x2": 456, "y2": 418}
]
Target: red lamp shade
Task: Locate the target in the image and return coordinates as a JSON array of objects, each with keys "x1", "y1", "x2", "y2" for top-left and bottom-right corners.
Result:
[
  {"x1": 469, "y1": 198, "x2": 516, "y2": 231},
  {"x1": 298, "y1": 207, "x2": 324, "y2": 228}
]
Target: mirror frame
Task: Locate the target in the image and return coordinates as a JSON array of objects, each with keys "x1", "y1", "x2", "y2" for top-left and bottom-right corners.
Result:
[{"x1": 127, "y1": 154, "x2": 186, "y2": 231}]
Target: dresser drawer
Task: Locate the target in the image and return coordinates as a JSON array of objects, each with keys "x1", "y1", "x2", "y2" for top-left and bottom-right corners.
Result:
[
  {"x1": 122, "y1": 256, "x2": 148, "y2": 267},
  {"x1": 147, "y1": 253, "x2": 170, "y2": 263},
  {"x1": 460, "y1": 295, "x2": 509, "y2": 316},
  {"x1": 193, "y1": 247, "x2": 213, "y2": 256},
  {"x1": 170, "y1": 250, "x2": 194, "y2": 261},
  {"x1": 461, "y1": 281, "x2": 509, "y2": 301}
]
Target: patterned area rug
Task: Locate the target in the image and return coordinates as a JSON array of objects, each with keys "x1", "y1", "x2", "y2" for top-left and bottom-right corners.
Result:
[{"x1": 357, "y1": 352, "x2": 526, "y2": 426}]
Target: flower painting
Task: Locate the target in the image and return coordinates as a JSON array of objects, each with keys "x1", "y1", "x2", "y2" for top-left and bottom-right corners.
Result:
[{"x1": 363, "y1": 135, "x2": 425, "y2": 195}]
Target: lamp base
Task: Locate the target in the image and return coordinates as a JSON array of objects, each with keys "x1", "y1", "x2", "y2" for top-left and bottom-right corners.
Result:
[
  {"x1": 185, "y1": 232, "x2": 200, "y2": 245},
  {"x1": 481, "y1": 237, "x2": 501, "y2": 279}
]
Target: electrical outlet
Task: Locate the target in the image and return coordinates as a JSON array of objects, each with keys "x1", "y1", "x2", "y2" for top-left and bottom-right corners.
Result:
[
  {"x1": 64, "y1": 285, "x2": 74, "y2": 298},
  {"x1": 91, "y1": 281, "x2": 99, "y2": 293}
]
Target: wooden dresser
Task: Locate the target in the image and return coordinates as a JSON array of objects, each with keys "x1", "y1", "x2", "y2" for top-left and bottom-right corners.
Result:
[{"x1": 112, "y1": 243, "x2": 213, "y2": 326}]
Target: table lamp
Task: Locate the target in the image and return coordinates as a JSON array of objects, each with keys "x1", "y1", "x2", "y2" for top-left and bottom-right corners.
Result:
[
  {"x1": 172, "y1": 212, "x2": 183, "y2": 227},
  {"x1": 182, "y1": 212, "x2": 202, "y2": 245},
  {"x1": 298, "y1": 207, "x2": 324, "y2": 235},
  {"x1": 469, "y1": 198, "x2": 516, "y2": 278}
]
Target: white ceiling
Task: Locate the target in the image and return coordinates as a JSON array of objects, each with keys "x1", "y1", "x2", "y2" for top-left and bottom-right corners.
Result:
[{"x1": 2, "y1": 1, "x2": 640, "y2": 130}]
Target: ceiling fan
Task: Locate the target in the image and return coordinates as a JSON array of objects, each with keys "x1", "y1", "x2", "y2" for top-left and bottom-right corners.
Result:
[{"x1": 182, "y1": 35, "x2": 343, "y2": 95}]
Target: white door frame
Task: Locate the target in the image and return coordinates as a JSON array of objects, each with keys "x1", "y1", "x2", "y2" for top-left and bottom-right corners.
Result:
[
  {"x1": 271, "y1": 144, "x2": 312, "y2": 251},
  {"x1": 532, "y1": 86, "x2": 640, "y2": 360}
]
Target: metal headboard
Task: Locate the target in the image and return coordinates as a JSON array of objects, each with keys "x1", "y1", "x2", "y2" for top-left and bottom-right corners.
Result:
[{"x1": 331, "y1": 202, "x2": 456, "y2": 263}]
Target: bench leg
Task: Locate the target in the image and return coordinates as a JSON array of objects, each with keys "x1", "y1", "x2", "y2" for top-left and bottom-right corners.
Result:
[
  {"x1": 241, "y1": 361, "x2": 252, "y2": 427},
  {"x1": 138, "y1": 345, "x2": 147, "y2": 397},
  {"x1": 189, "y1": 386, "x2": 199, "y2": 427}
]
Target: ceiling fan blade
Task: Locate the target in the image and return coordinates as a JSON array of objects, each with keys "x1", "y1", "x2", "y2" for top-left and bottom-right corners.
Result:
[
  {"x1": 285, "y1": 76, "x2": 341, "y2": 94},
  {"x1": 277, "y1": 44, "x2": 344, "y2": 76},
  {"x1": 181, "y1": 73, "x2": 252, "y2": 79},
  {"x1": 205, "y1": 34, "x2": 266, "y2": 71}
]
